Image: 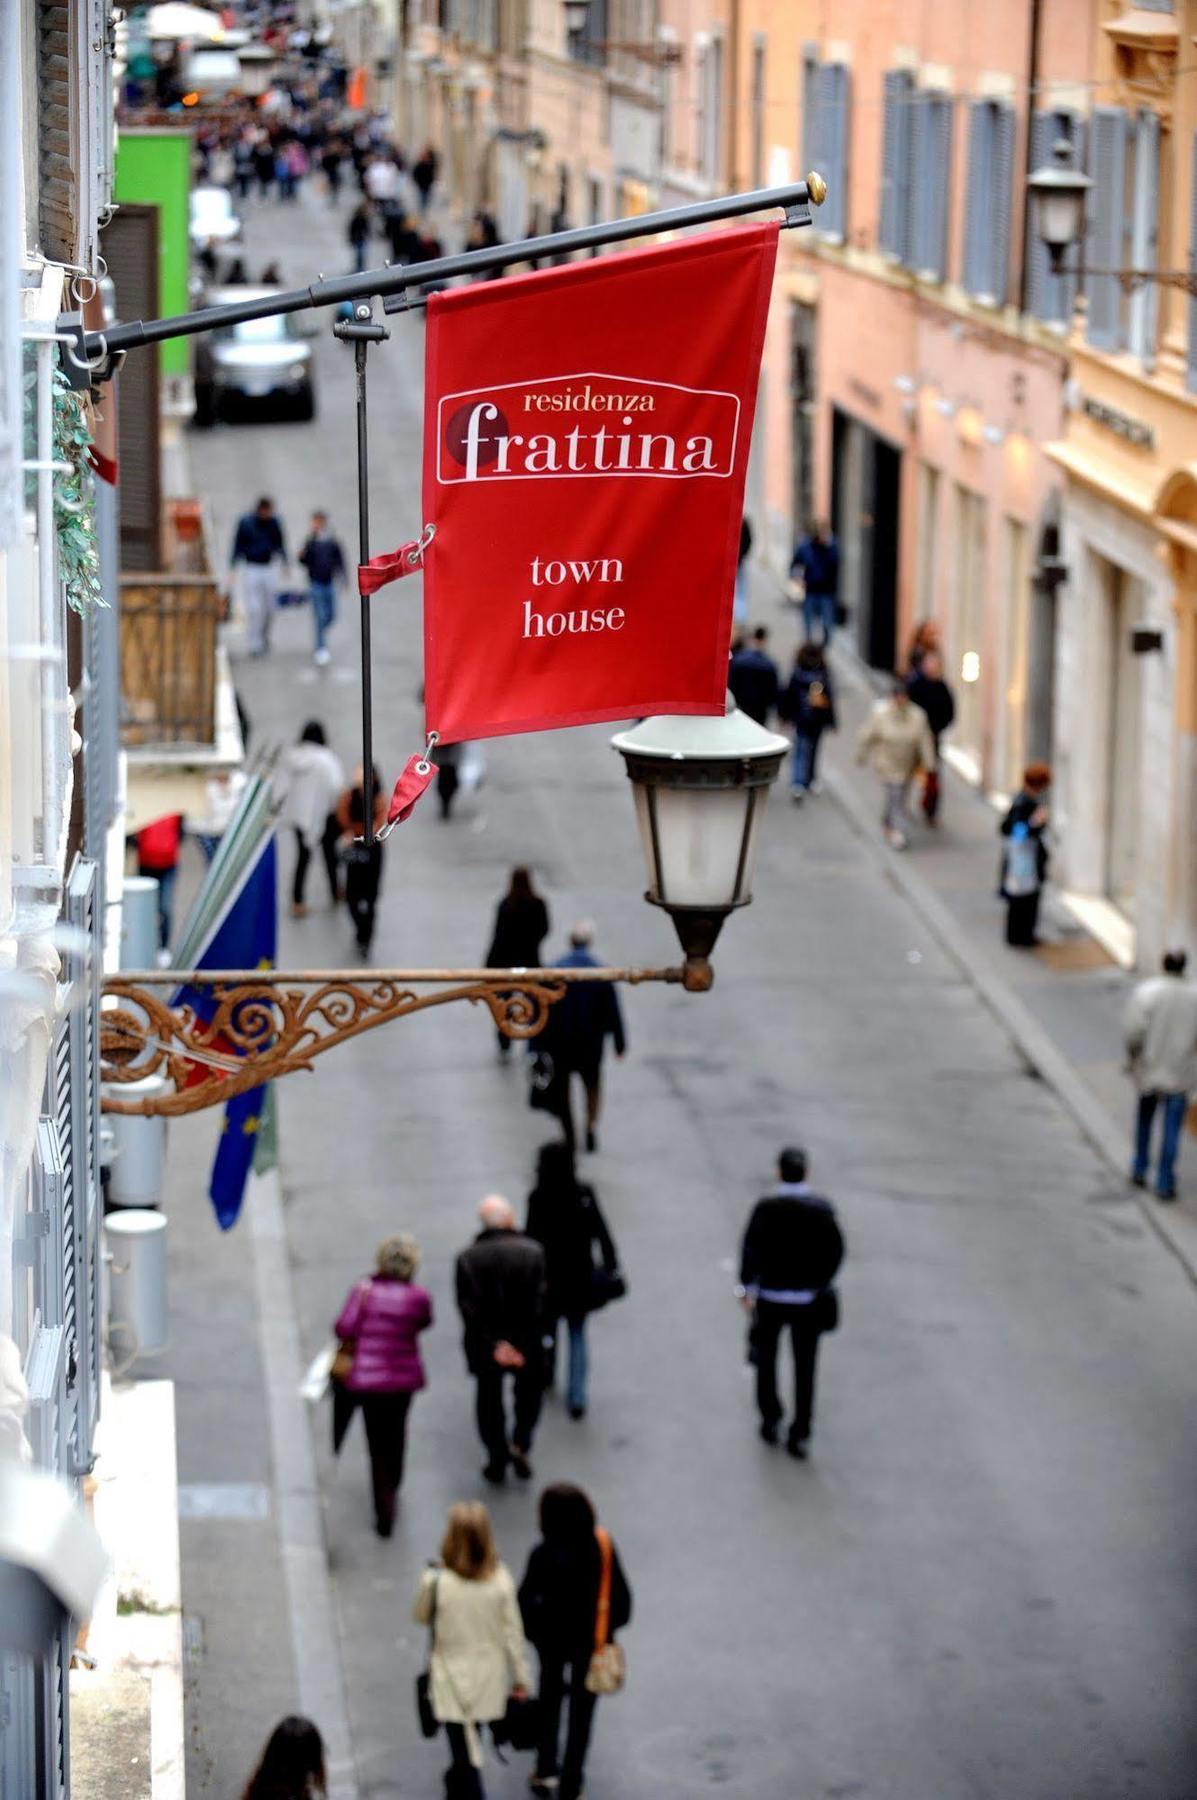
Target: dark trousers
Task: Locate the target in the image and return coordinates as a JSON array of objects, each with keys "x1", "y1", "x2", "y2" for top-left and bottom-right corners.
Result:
[
  {"x1": 1005, "y1": 889, "x2": 1040, "y2": 946},
  {"x1": 331, "y1": 1386, "x2": 413, "y2": 1532},
  {"x1": 1133, "y1": 1090, "x2": 1188, "y2": 1195},
  {"x1": 292, "y1": 818, "x2": 342, "y2": 907},
  {"x1": 444, "y1": 1723, "x2": 484, "y2": 1798},
  {"x1": 474, "y1": 1362, "x2": 542, "y2": 1470},
  {"x1": 754, "y1": 1301, "x2": 821, "y2": 1441},
  {"x1": 345, "y1": 844, "x2": 382, "y2": 951},
  {"x1": 536, "y1": 1654, "x2": 598, "y2": 1799},
  {"x1": 551, "y1": 1068, "x2": 603, "y2": 1152}
]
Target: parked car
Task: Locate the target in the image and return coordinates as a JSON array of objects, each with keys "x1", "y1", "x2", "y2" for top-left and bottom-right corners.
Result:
[
  {"x1": 194, "y1": 287, "x2": 316, "y2": 424},
  {"x1": 189, "y1": 186, "x2": 241, "y2": 249}
]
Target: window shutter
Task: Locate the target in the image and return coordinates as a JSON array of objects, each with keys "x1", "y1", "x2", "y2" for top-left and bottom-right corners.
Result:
[
  {"x1": 962, "y1": 101, "x2": 988, "y2": 295},
  {"x1": 1087, "y1": 106, "x2": 1128, "y2": 349},
  {"x1": 800, "y1": 48, "x2": 818, "y2": 176},
  {"x1": 66, "y1": 858, "x2": 101, "y2": 1462},
  {"x1": 1128, "y1": 109, "x2": 1160, "y2": 363},
  {"x1": 879, "y1": 69, "x2": 912, "y2": 260},
  {"x1": 1187, "y1": 131, "x2": 1197, "y2": 391},
  {"x1": 0, "y1": 0, "x2": 21, "y2": 549},
  {"x1": 910, "y1": 92, "x2": 951, "y2": 280},
  {"x1": 1025, "y1": 111, "x2": 1056, "y2": 320},
  {"x1": 817, "y1": 62, "x2": 850, "y2": 239},
  {"x1": 990, "y1": 103, "x2": 1015, "y2": 304},
  {"x1": 37, "y1": 0, "x2": 78, "y2": 264}
]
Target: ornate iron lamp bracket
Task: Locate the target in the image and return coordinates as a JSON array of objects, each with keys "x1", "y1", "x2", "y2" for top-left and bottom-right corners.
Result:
[{"x1": 100, "y1": 965, "x2": 685, "y2": 1117}]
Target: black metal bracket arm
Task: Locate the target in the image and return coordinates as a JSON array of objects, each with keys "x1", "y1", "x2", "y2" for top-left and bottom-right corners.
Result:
[{"x1": 72, "y1": 175, "x2": 826, "y2": 373}]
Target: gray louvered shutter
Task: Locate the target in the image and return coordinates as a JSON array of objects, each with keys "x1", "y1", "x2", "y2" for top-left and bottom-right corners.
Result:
[
  {"x1": 817, "y1": 63, "x2": 850, "y2": 239},
  {"x1": 1128, "y1": 109, "x2": 1160, "y2": 364},
  {"x1": 66, "y1": 858, "x2": 101, "y2": 1463},
  {"x1": 990, "y1": 103, "x2": 1015, "y2": 304},
  {"x1": 879, "y1": 70, "x2": 911, "y2": 260},
  {"x1": 962, "y1": 102, "x2": 988, "y2": 294},
  {"x1": 1025, "y1": 112, "x2": 1057, "y2": 319},
  {"x1": 910, "y1": 92, "x2": 951, "y2": 280},
  {"x1": 1187, "y1": 131, "x2": 1197, "y2": 391},
  {"x1": 1087, "y1": 106, "x2": 1128, "y2": 349},
  {"x1": 800, "y1": 48, "x2": 818, "y2": 175}
]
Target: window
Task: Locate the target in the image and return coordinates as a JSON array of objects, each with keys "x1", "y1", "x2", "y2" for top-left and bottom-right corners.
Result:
[
  {"x1": 916, "y1": 462, "x2": 940, "y2": 620},
  {"x1": 1026, "y1": 110, "x2": 1084, "y2": 326},
  {"x1": 800, "y1": 45, "x2": 818, "y2": 176},
  {"x1": 909, "y1": 92, "x2": 952, "y2": 281},
  {"x1": 811, "y1": 62, "x2": 850, "y2": 240},
  {"x1": 878, "y1": 69, "x2": 914, "y2": 261},
  {"x1": 697, "y1": 37, "x2": 724, "y2": 186},
  {"x1": 1087, "y1": 106, "x2": 1161, "y2": 360},
  {"x1": 567, "y1": 0, "x2": 607, "y2": 66},
  {"x1": 1188, "y1": 132, "x2": 1197, "y2": 392},
  {"x1": 1001, "y1": 518, "x2": 1030, "y2": 795},
  {"x1": 961, "y1": 99, "x2": 1015, "y2": 304},
  {"x1": 750, "y1": 39, "x2": 767, "y2": 191}
]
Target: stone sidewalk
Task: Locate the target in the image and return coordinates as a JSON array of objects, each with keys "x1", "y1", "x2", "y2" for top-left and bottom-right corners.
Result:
[{"x1": 743, "y1": 562, "x2": 1197, "y2": 1281}]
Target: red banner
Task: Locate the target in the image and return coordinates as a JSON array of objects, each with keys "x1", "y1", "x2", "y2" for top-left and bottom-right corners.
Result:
[{"x1": 421, "y1": 224, "x2": 778, "y2": 744}]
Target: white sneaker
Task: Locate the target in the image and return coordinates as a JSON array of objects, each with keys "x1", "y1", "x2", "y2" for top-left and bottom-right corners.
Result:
[{"x1": 314, "y1": 646, "x2": 331, "y2": 666}]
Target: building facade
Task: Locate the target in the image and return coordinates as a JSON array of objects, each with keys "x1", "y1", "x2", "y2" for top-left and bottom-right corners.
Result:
[{"x1": 1, "y1": 2, "x2": 120, "y2": 1792}]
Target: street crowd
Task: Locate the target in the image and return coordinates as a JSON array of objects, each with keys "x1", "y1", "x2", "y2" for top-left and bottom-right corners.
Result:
[{"x1": 129, "y1": 19, "x2": 1197, "y2": 1795}]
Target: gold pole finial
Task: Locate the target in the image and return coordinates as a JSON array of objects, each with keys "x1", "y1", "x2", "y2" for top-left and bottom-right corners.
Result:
[{"x1": 805, "y1": 171, "x2": 827, "y2": 207}]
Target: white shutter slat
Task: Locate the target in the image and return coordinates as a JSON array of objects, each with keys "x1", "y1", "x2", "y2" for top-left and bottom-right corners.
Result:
[{"x1": 1087, "y1": 106, "x2": 1127, "y2": 349}]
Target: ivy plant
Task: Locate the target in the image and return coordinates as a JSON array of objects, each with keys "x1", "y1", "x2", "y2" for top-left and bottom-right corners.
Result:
[{"x1": 51, "y1": 368, "x2": 105, "y2": 617}]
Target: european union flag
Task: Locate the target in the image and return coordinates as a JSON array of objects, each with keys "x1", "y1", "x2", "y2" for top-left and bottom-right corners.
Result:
[{"x1": 177, "y1": 838, "x2": 277, "y2": 1231}]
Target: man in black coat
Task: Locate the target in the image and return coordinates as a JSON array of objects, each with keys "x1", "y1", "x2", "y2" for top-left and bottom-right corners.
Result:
[
  {"x1": 737, "y1": 1146, "x2": 844, "y2": 1459},
  {"x1": 541, "y1": 923, "x2": 626, "y2": 1153},
  {"x1": 728, "y1": 626, "x2": 780, "y2": 725},
  {"x1": 455, "y1": 1195, "x2": 548, "y2": 1483}
]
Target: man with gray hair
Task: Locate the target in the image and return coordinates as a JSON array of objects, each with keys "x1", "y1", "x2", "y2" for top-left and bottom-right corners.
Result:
[
  {"x1": 455, "y1": 1196, "x2": 547, "y2": 1482},
  {"x1": 541, "y1": 921, "x2": 627, "y2": 1153}
]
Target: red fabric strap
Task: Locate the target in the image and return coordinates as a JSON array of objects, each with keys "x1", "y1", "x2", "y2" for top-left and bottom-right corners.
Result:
[
  {"x1": 377, "y1": 753, "x2": 437, "y2": 837},
  {"x1": 358, "y1": 541, "x2": 423, "y2": 596}
]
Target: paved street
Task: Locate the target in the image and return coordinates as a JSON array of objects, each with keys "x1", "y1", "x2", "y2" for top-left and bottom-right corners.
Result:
[{"x1": 170, "y1": 186, "x2": 1197, "y2": 1799}]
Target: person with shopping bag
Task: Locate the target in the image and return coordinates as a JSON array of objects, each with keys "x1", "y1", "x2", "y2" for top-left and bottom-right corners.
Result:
[
  {"x1": 413, "y1": 1502, "x2": 532, "y2": 1799},
  {"x1": 518, "y1": 1483, "x2": 632, "y2": 1800},
  {"x1": 331, "y1": 1234, "x2": 432, "y2": 1537}
]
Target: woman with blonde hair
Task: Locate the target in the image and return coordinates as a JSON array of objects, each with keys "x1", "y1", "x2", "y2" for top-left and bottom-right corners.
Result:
[
  {"x1": 332, "y1": 1233, "x2": 432, "y2": 1537},
  {"x1": 413, "y1": 1502, "x2": 531, "y2": 1797}
]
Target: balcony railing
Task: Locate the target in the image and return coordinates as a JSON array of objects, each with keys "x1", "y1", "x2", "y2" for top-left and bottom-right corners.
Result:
[{"x1": 120, "y1": 498, "x2": 221, "y2": 749}]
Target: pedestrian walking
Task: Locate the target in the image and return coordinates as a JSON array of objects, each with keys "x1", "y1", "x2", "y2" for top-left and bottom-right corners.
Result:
[
  {"x1": 905, "y1": 616, "x2": 943, "y2": 676},
  {"x1": 790, "y1": 518, "x2": 841, "y2": 645},
  {"x1": 734, "y1": 514, "x2": 753, "y2": 624},
  {"x1": 135, "y1": 812, "x2": 184, "y2": 951},
  {"x1": 253, "y1": 135, "x2": 277, "y2": 197},
  {"x1": 906, "y1": 648, "x2": 955, "y2": 825},
  {"x1": 999, "y1": 763, "x2": 1051, "y2": 946},
  {"x1": 230, "y1": 496, "x2": 287, "y2": 658},
  {"x1": 233, "y1": 135, "x2": 255, "y2": 200},
  {"x1": 347, "y1": 200, "x2": 373, "y2": 272},
  {"x1": 519, "y1": 1484, "x2": 632, "y2": 1800},
  {"x1": 540, "y1": 924, "x2": 626, "y2": 1153},
  {"x1": 298, "y1": 510, "x2": 346, "y2": 665},
  {"x1": 279, "y1": 722, "x2": 343, "y2": 916},
  {"x1": 413, "y1": 1502, "x2": 532, "y2": 1800},
  {"x1": 1124, "y1": 949, "x2": 1197, "y2": 1201},
  {"x1": 332, "y1": 1233, "x2": 432, "y2": 1536},
  {"x1": 779, "y1": 641, "x2": 837, "y2": 801},
  {"x1": 432, "y1": 739, "x2": 462, "y2": 819},
  {"x1": 412, "y1": 144, "x2": 439, "y2": 211},
  {"x1": 335, "y1": 765, "x2": 386, "y2": 955},
  {"x1": 856, "y1": 678, "x2": 935, "y2": 850},
  {"x1": 241, "y1": 1714, "x2": 326, "y2": 1799},
  {"x1": 728, "y1": 625, "x2": 779, "y2": 725},
  {"x1": 485, "y1": 866, "x2": 550, "y2": 1059},
  {"x1": 738, "y1": 1146, "x2": 844, "y2": 1459},
  {"x1": 455, "y1": 1196, "x2": 547, "y2": 1484},
  {"x1": 525, "y1": 1142, "x2": 621, "y2": 1419},
  {"x1": 321, "y1": 139, "x2": 344, "y2": 203}
]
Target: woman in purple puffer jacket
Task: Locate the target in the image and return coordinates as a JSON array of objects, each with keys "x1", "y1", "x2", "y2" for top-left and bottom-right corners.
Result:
[{"x1": 333, "y1": 1233, "x2": 433, "y2": 1538}]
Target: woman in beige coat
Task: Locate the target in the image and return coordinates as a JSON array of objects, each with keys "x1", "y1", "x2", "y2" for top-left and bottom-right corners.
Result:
[
  {"x1": 856, "y1": 678, "x2": 935, "y2": 849},
  {"x1": 413, "y1": 1502, "x2": 532, "y2": 1797}
]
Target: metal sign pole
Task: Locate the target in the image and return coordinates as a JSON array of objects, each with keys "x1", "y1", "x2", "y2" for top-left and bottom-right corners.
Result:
[{"x1": 333, "y1": 300, "x2": 389, "y2": 847}]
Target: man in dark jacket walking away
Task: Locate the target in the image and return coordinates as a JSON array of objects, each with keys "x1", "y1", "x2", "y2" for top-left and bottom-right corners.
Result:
[
  {"x1": 542, "y1": 923, "x2": 627, "y2": 1153},
  {"x1": 728, "y1": 626, "x2": 780, "y2": 724},
  {"x1": 738, "y1": 1146, "x2": 844, "y2": 1459},
  {"x1": 298, "y1": 510, "x2": 346, "y2": 666},
  {"x1": 906, "y1": 649, "x2": 955, "y2": 824},
  {"x1": 790, "y1": 519, "x2": 841, "y2": 645},
  {"x1": 455, "y1": 1196, "x2": 547, "y2": 1483}
]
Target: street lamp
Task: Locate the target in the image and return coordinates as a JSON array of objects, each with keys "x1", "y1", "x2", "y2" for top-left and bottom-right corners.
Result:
[
  {"x1": 562, "y1": 0, "x2": 590, "y2": 33},
  {"x1": 611, "y1": 699, "x2": 789, "y2": 992},
  {"x1": 1026, "y1": 140, "x2": 1092, "y2": 275}
]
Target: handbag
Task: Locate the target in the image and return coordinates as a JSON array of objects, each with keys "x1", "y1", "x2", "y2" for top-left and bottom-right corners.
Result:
[
  {"x1": 491, "y1": 1691, "x2": 541, "y2": 1753},
  {"x1": 587, "y1": 1265, "x2": 627, "y2": 1312},
  {"x1": 331, "y1": 1280, "x2": 370, "y2": 1385},
  {"x1": 527, "y1": 1049, "x2": 557, "y2": 1114},
  {"x1": 415, "y1": 1573, "x2": 440, "y2": 1739},
  {"x1": 584, "y1": 1528, "x2": 626, "y2": 1697}
]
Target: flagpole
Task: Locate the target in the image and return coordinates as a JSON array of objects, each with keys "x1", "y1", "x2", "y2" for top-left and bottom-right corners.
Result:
[{"x1": 333, "y1": 301, "x2": 390, "y2": 847}]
